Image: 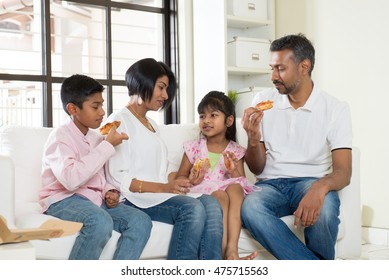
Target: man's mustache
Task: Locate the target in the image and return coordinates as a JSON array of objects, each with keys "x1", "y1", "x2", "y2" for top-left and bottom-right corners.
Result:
[{"x1": 273, "y1": 80, "x2": 283, "y2": 86}]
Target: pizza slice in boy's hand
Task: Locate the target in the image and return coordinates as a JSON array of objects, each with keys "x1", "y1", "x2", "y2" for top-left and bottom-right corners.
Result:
[{"x1": 99, "y1": 121, "x2": 121, "y2": 135}]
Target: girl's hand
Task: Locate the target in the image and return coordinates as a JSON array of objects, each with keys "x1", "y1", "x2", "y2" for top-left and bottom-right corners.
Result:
[
  {"x1": 189, "y1": 168, "x2": 205, "y2": 185},
  {"x1": 223, "y1": 151, "x2": 238, "y2": 173}
]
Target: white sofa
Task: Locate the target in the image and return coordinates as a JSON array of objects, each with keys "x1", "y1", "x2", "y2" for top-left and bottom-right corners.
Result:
[{"x1": 0, "y1": 121, "x2": 361, "y2": 260}]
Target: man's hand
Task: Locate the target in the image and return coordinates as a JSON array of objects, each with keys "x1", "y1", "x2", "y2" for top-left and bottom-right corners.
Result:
[
  {"x1": 293, "y1": 183, "x2": 327, "y2": 228},
  {"x1": 242, "y1": 107, "x2": 264, "y2": 145}
]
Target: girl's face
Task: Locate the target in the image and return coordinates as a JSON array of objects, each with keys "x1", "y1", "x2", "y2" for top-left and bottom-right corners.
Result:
[
  {"x1": 146, "y1": 75, "x2": 169, "y2": 111},
  {"x1": 68, "y1": 92, "x2": 105, "y2": 135},
  {"x1": 199, "y1": 107, "x2": 230, "y2": 138}
]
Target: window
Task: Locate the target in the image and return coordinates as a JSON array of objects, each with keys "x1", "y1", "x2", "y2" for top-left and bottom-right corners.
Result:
[{"x1": 0, "y1": 0, "x2": 178, "y2": 127}]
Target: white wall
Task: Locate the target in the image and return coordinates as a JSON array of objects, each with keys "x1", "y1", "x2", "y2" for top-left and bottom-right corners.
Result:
[{"x1": 275, "y1": 0, "x2": 389, "y2": 229}]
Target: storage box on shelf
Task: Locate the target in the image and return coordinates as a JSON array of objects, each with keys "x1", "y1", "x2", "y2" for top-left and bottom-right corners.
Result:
[
  {"x1": 227, "y1": 0, "x2": 268, "y2": 20},
  {"x1": 227, "y1": 37, "x2": 270, "y2": 69}
]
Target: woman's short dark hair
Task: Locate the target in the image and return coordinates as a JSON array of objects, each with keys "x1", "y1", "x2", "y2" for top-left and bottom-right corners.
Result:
[
  {"x1": 270, "y1": 33, "x2": 315, "y2": 75},
  {"x1": 197, "y1": 91, "x2": 237, "y2": 142},
  {"x1": 61, "y1": 74, "x2": 104, "y2": 115},
  {"x1": 125, "y1": 58, "x2": 177, "y2": 109}
]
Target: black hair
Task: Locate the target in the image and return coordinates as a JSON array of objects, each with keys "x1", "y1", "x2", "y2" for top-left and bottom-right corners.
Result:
[
  {"x1": 270, "y1": 33, "x2": 315, "y2": 75},
  {"x1": 60, "y1": 74, "x2": 104, "y2": 115},
  {"x1": 197, "y1": 91, "x2": 236, "y2": 142},
  {"x1": 125, "y1": 58, "x2": 177, "y2": 109}
]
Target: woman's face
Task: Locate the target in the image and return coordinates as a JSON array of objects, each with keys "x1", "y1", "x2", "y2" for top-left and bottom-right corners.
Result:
[{"x1": 146, "y1": 75, "x2": 169, "y2": 111}]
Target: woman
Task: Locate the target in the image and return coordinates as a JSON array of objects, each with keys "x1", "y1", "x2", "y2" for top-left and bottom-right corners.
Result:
[{"x1": 106, "y1": 58, "x2": 223, "y2": 260}]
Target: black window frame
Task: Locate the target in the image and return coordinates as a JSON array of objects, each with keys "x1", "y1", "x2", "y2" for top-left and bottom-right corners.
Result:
[{"x1": 0, "y1": 0, "x2": 179, "y2": 127}]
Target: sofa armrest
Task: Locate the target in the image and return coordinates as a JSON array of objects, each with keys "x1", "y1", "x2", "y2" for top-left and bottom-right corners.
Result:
[
  {"x1": 0, "y1": 155, "x2": 15, "y2": 226},
  {"x1": 336, "y1": 147, "x2": 362, "y2": 259}
]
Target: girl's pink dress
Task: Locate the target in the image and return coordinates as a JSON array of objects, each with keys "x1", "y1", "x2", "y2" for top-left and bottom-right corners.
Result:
[{"x1": 183, "y1": 136, "x2": 254, "y2": 195}]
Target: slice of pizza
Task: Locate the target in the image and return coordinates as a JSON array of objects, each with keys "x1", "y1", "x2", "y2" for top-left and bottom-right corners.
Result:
[
  {"x1": 99, "y1": 121, "x2": 121, "y2": 135},
  {"x1": 193, "y1": 158, "x2": 211, "y2": 173},
  {"x1": 255, "y1": 100, "x2": 274, "y2": 111}
]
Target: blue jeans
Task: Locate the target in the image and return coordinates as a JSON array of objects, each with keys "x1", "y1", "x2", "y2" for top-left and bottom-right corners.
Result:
[
  {"x1": 46, "y1": 194, "x2": 152, "y2": 260},
  {"x1": 241, "y1": 177, "x2": 340, "y2": 260},
  {"x1": 125, "y1": 194, "x2": 223, "y2": 260}
]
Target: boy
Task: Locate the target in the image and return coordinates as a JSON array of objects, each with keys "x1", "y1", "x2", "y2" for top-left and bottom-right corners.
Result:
[{"x1": 39, "y1": 74, "x2": 152, "y2": 259}]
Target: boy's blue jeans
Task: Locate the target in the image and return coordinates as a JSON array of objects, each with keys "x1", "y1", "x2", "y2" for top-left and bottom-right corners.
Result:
[
  {"x1": 125, "y1": 194, "x2": 223, "y2": 260},
  {"x1": 241, "y1": 177, "x2": 340, "y2": 260},
  {"x1": 46, "y1": 194, "x2": 152, "y2": 260}
]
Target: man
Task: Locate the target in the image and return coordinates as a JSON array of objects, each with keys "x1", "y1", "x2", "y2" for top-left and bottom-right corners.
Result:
[{"x1": 241, "y1": 34, "x2": 352, "y2": 260}]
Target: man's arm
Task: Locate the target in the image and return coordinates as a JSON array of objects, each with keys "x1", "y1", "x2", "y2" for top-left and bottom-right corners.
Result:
[
  {"x1": 293, "y1": 148, "x2": 352, "y2": 227},
  {"x1": 242, "y1": 107, "x2": 267, "y2": 175},
  {"x1": 315, "y1": 148, "x2": 352, "y2": 192}
]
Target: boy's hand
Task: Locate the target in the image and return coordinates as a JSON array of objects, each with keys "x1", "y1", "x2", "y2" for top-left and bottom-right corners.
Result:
[
  {"x1": 105, "y1": 127, "x2": 129, "y2": 147},
  {"x1": 105, "y1": 189, "x2": 120, "y2": 208}
]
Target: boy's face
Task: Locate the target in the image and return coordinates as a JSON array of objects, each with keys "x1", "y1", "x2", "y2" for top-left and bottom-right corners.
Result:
[{"x1": 68, "y1": 92, "x2": 105, "y2": 134}]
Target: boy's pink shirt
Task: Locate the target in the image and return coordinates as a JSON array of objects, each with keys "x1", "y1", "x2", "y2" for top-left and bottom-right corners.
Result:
[{"x1": 39, "y1": 119, "x2": 116, "y2": 213}]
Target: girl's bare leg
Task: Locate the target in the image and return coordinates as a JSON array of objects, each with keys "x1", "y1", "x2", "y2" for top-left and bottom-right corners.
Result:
[
  {"x1": 212, "y1": 190, "x2": 229, "y2": 259},
  {"x1": 225, "y1": 184, "x2": 256, "y2": 260}
]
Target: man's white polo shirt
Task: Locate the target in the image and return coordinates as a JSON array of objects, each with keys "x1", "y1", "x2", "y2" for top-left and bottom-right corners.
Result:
[{"x1": 251, "y1": 85, "x2": 352, "y2": 181}]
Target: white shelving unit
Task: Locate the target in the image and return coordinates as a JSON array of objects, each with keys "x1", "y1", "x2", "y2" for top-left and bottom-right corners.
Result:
[
  {"x1": 226, "y1": 0, "x2": 276, "y2": 92},
  {"x1": 192, "y1": 0, "x2": 275, "y2": 118}
]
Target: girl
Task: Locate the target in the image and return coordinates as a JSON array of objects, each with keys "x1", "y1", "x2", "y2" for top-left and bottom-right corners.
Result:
[{"x1": 176, "y1": 91, "x2": 257, "y2": 260}]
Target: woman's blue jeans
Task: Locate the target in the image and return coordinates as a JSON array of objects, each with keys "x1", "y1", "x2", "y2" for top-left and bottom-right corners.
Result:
[
  {"x1": 241, "y1": 177, "x2": 340, "y2": 260},
  {"x1": 46, "y1": 194, "x2": 152, "y2": 260},
  {"x1": 125, "y1": 194, "x2": 223, "y2": 260}
]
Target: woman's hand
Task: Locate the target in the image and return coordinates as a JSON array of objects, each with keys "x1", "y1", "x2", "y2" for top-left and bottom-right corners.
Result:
[{"x1": 162, "y1": 177, "x2": 191, "y2": 195}]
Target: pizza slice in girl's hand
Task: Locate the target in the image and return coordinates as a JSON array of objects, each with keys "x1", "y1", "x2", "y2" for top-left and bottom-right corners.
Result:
[{"x1": 193, "y1": 158, "x2": 210, "y2": 173}]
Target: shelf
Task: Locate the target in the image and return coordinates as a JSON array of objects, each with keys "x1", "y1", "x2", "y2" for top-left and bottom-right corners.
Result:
[
  {"x1": 228, "y1": 66, "x2": 271, "y2": 75},
  {"x1": 227, "y1": 15, "x2": 271, "y2": 29}
]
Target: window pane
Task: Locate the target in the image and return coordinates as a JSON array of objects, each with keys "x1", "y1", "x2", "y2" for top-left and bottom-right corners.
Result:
[
  {"x1": 51, "y1": 1, "x2": 107, "y2": 78},
  {"x1": 115, "y1": 0, "x2": 163, "y2": 8},
  {"x1": 0, "y1": 1, "x2": 42, "y2": 75},
  {"x1": 111, "y1": 9, "x2": 164, "y2": 80},
  {"x1": 0, "y1": 80, "x2": 42, "y2": 127}
]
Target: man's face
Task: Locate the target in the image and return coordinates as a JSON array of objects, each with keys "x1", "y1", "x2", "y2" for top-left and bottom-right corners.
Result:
[{"x1": 269, "y1": 49, "x2": 303, "y2": 96}]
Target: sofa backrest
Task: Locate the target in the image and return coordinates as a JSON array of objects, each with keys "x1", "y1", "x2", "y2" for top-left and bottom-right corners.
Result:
[{"x1": 157, "y1": 123, "x2": 200, "y2": 172}]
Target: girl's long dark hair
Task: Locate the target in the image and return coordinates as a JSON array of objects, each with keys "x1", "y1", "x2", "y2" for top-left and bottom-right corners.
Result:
[{"x1": 197, "y1": 91, "x2": 236, "y2": 142}]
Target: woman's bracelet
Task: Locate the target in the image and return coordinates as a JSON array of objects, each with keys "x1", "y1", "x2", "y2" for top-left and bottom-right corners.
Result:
[{"x1": 138, "y1": 180, "x2": 143, "y2": 193}]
